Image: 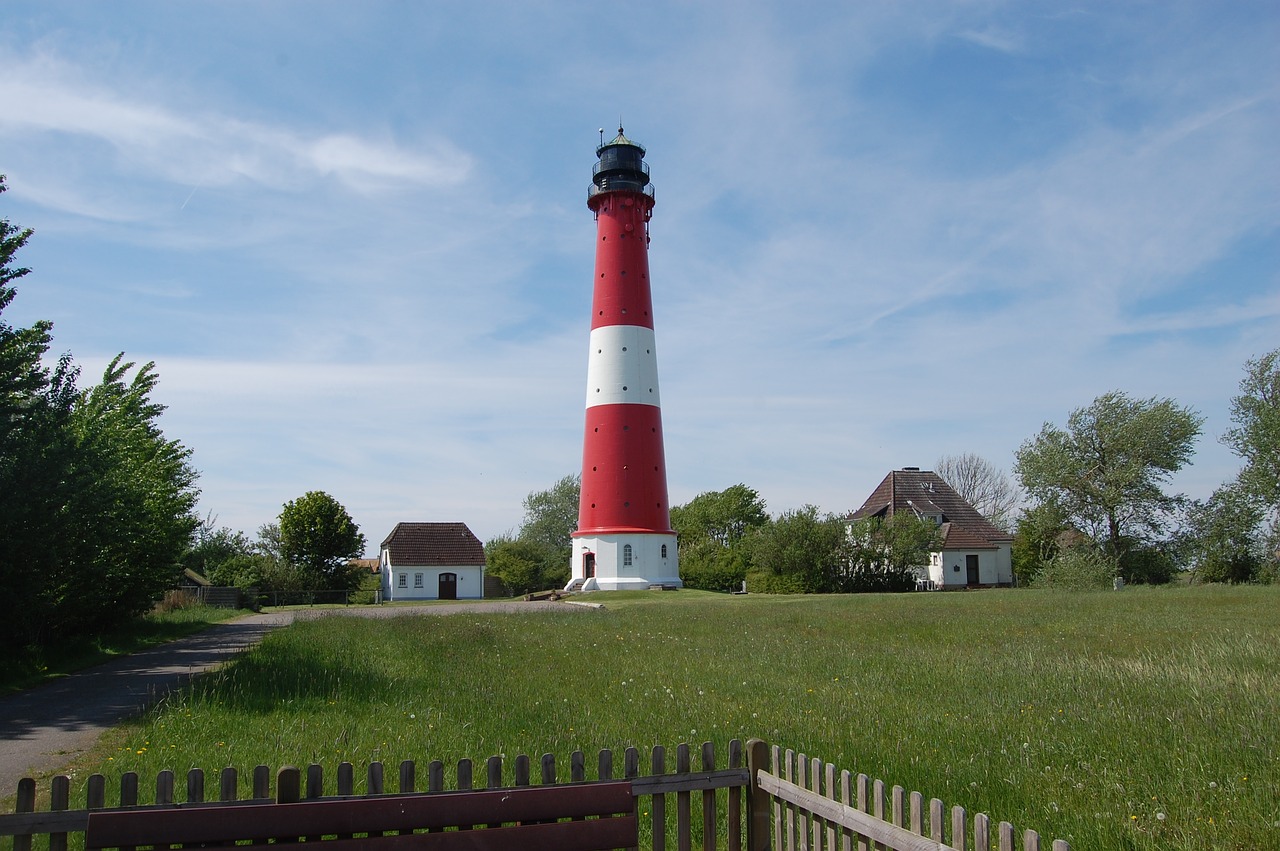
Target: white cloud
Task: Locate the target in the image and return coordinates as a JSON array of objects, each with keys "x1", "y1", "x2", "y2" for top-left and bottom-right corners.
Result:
[{"x1": 0, "y1": 51, "x2": 473, "y2": 214}]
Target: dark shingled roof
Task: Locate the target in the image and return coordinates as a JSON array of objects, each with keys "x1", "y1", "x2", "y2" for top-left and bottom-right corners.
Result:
[
  {"x1": 380, "y1": 522, "x2": 485, "y2": 567},
  {"x1": 848, "y1": 468, "x2": 1011, "y2": 550}
]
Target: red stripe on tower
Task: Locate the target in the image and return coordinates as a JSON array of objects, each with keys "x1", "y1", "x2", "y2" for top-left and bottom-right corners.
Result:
[{"x1": 568, "y1": 127, "x2": 681, "y2": 591}]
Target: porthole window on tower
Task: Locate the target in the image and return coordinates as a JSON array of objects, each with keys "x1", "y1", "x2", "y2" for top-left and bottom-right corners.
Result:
[{"x1": 623, "y1": 544, "x2": 633, "y2": 566}]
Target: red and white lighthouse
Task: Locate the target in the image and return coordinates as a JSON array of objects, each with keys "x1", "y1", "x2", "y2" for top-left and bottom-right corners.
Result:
[{"x1": 568, "y1": 127, "x2": 681, "y2": 591}]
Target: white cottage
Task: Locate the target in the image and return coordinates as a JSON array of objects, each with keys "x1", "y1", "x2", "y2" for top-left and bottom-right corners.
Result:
[
  {"x1": 848, "y1": 468, "x2": 1014, "y2": 589},
  {"x1": 380, "y1": 522, "x2": 485, "y2": 602}
]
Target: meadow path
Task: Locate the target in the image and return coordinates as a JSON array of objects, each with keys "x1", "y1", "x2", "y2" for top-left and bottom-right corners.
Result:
[{"x1": 0, "y1": 600, "x2": 570, "y2": 790}]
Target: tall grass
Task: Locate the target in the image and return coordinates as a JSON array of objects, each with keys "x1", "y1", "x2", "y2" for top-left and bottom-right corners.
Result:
[{"x1": 81, "y1": 586, "x2": 1276, "y2": 850}]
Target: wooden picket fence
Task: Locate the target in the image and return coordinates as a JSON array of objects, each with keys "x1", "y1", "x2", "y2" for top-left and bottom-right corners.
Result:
[{"x1": 1, "y1": 739, "x2": 1068, "y2": 850}]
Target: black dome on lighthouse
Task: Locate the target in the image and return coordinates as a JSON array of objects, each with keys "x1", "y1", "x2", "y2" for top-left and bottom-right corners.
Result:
[{"x1": 590, "y1": 125, "x2": 652, "y2": 202}]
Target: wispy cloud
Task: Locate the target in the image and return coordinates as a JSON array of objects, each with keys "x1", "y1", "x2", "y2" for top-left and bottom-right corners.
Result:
[{"x1": 0, "y1": 51, "x2": 472, "y2": 210}]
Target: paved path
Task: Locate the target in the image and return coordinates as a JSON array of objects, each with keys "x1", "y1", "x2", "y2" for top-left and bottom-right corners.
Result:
[{"x1": 0, "y1": 601, "x2": 572, "y2": 790}]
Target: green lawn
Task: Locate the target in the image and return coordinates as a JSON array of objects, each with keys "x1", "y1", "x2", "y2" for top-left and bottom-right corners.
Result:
[{"x1": 86, "y1": 586, "x2": 1277, "y2": 850}]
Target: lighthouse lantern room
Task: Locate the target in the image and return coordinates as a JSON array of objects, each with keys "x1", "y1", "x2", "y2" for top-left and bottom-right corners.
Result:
[{"x1": 568, "y1": 128, "x2": 681, "y2": 591}]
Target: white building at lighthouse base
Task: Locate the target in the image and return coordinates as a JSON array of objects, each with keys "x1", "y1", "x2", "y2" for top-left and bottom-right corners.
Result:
[{"x1": 569, "y1": 531, "x2": 681, "y2": 591}]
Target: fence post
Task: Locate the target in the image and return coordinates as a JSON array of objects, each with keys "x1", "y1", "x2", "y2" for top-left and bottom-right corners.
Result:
[
  {"x1": 276, "y1": 766, "x2": 301, "y2": 803},
  {"x1": 746, "y1": 738, "x2": 771, "y2": 851},
  {"x1": 14, "y1": 777, "x2": 35, "y2": 851}
]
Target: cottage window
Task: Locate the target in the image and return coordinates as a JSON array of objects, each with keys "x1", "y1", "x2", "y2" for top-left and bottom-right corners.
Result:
[
  {"x1": 398, "y1": 573, "x2": 407, "y2": 588},
  {"x1": 414, "y1": 573, "x2": 424, "y2": 588},
  {"x1": 623, "y1": 544, "x2": 633, "y2": 566}
]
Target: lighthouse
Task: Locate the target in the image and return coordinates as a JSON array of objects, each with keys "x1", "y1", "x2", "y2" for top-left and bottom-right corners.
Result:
[{"x1": 568, "y1": 127, "x2": 681, "y2": 591}]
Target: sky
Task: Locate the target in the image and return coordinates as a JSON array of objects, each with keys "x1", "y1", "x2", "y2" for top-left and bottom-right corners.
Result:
[{"x1": 2, "y1": 1, "x2": 1276, "y2": 554}]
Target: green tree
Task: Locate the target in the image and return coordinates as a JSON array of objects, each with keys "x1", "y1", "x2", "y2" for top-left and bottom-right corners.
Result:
[
  {"x1": 671, "y1": 484, "x2": 768, "y2": 547},
  {"x1": 1183, "y1": 485, "x2": 1266, "y2": 584},
  {"x1": 183, "y1": 515, "x2": 255, "y2": 580},
  {"x1": 844, "y1": 512, "x2": 943, "y2": 592},
  {"x1": 519, "y1": 474, "x2": 580, "y2": 552},
  {"x1": 278, "y1": 491, "x2": 366, "y2": 591},
  {"x1": 484, "y1": 534, "x2": 566, "y2": 595},
  {"x1": 58, "y1": 357, "x2": 200, "y2": 631},
  {"x1": 1222, "y1": 348, "x2": 1280, "y2": 559},
  {"x1": 511, "y1": 474, "x2": 579, "y2": 588},
  {"x1": 1014, "y1": 391, "x2": 1203, "y2": 566},
  {"x1": 746, "y1": 506, "x2": 849, "y2": 593},
  {"x1": 671, "y1": 484, "x2": 767, "y2": 591},
  {"x1": 0, "y1": 179, "x2": 199, "y2": 652},
  {"x1": 1010, "y1": 502, "x2": 1072, "y2": 586}
]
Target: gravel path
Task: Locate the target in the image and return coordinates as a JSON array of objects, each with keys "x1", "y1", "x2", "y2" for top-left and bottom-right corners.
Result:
[{"x1": 0, "y1": 600, "x2": 577, "y2": 789}]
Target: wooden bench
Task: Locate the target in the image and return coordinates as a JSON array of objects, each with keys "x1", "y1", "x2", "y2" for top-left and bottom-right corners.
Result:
[{"x1": 86, "y1": 780, "x2": 637, "y2": 850}]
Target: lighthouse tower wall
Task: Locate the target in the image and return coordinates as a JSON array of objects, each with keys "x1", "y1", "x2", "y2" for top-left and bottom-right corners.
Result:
[{"x1": 569, "y1": 129, "x2": 681, "y2": 590}]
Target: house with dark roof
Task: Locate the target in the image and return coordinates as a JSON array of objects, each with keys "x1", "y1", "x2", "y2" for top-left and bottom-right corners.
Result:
[
  {"x1": 848, "y1": 467, "x2": 1014, "y2": 589},
  {"x1": 380, "y1": 522, "x2": 485, "y2": 601}
]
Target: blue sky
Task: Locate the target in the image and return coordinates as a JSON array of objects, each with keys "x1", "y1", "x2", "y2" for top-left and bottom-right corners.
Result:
[{"x1": 2, "y1": 1, "x2": 1276, "y2": 552}]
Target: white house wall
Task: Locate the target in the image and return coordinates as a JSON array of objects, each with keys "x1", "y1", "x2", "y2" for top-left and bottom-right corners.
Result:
[
  {"x1": 382, "y1": 564, "x2": 484, "y2": 601},
  {"x1": 936, "y1": 545, "x2": 1013, "y2": 588}
]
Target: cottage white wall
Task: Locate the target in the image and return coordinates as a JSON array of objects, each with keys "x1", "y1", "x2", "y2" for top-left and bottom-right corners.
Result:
[
  {"x1": 937, "y1": 544, "x2": 1013, "y2": 587},
  {"x1": 382, "y1": 562, "x2": 484, "y2": 601}
]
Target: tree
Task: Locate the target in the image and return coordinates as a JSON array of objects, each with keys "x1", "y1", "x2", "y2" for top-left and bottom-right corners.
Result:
[
  {"x1": 184, "y1": 514, "x2": 255, "y2": 579},
  {"x1": 671, "y1": 484, "x2": 768, "y2": 548},
  {"x1": 671, "y1": 484, "x2": 768, "y2": 590},
  {"x1": 746, "y1": 506, "x2": 849, "y2": 594},
  {"x1": 519, "y1": 474, "x2": 580, "y2": 554},
  {"x1": 1014, "y1": 391, "x2": 1203, "y2": 564},
  {"x1": 485, "y1": 534, "x2": 566, "y2": 596},
  {"x1": 0, "y1": 174, "x2": 67, "y2": 649},
  {"x1": 0, "y1": 178, "x2": 199, "y2": 654},
  {"x1": 278, "y1": 491, "x2": 366, "y2": 591},
  {"x1": 1222, "y1": 348, "x2": 1280, "y2": 554},
  {"x1": 58, "y1": 357, "x2": 200, "y2": 630},
  {"x1": 1010, "y1": 502, "x2": 1072, "y2": 586},
  {"x1": 1183, "y1": 485, "x2": 1266, "y2": 584},
  {"x1": 844, "y1": 512, "x2": 942, "y2": 592},
  {"x1": 935, "y1": 453, "x2": 1019, "y2": 531}
]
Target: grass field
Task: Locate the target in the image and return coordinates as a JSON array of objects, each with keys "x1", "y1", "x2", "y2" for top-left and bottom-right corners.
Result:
[{"x1": 76, "y1": 586, "x2": 1277, "y2": 850}]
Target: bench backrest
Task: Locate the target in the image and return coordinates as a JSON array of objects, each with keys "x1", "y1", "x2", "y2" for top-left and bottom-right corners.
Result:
[{"x1": 86, "y1": 780, "x2": 637, "y2": 850}]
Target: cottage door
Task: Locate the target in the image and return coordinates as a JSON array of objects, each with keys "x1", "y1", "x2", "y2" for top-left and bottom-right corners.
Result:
[
  {"x1": 966, "y1": 555, "x2": 980, "y2": 587},
  {"x1": 438, "y1": 572, "x2": 458, "y2": 600}
]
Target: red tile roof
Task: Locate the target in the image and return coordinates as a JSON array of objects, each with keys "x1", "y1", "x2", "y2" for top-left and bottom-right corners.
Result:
[
  {"x1": 380, "y1": 522, "x2": 485, "y2": 567},
  {"x1": 848, "y1": 468, "x2": 1011, "y2": 549}
]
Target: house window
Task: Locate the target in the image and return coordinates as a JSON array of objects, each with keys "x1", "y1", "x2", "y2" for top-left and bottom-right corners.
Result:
[
  {"x1": 623, "y1": 544, "x2": 633, "y2": 566},
  {"x1": 661, "y1": 544, "x2": 668, "y2": 558},
  {"x1": 398, "y1": 573, "x2": 407, "y2": 588},
  {"x1": 414, "y1": 573, "x2": 424, "y2": 588}
]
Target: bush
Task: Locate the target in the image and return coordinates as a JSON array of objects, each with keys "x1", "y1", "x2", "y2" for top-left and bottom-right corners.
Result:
[
  {"x1": 1032, "y1": 548, "x2": 1116, "y2": 590},
  {"x1": 1119, "y1": 545, "x2": 1177, "y2": 585},
  {"x1": 679, "y1": 542, "x2": 748, "y2": 592},
  {"x1": 744, "y1": 569, "x2": 806, "y2": 594}
]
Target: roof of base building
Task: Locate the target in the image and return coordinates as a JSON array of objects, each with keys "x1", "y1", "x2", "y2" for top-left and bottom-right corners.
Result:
[
  {"x1": 849, "y1": 467, "x2": 1012, "y2": 549},
  {"x1": 380, "y1": 522, "x2": 485, "y2": 566}
]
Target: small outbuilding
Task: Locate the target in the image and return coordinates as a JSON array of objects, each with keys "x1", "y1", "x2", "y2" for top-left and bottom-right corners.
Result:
[{"x1": 380, "y1": 522, "x2": 485, "y2": 602}]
